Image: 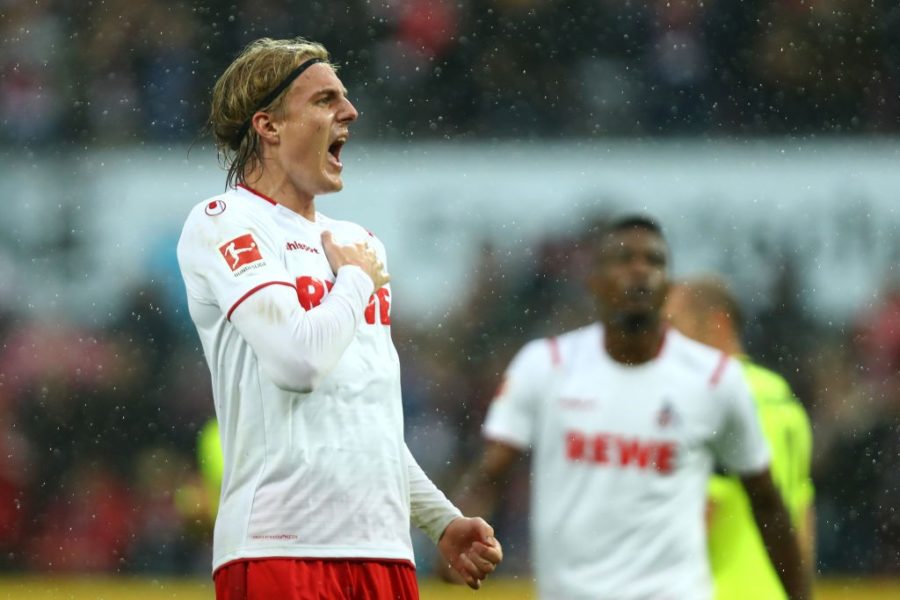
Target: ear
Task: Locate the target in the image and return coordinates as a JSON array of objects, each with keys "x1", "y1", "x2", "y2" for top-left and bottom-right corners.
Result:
[{"x1": 251, "y1": 111, "x2": 280, "y2": 144}]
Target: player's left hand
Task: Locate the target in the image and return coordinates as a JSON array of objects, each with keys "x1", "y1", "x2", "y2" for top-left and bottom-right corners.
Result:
[{"x1": 437, "y1": 516, "x2": 503, "y2": 590}]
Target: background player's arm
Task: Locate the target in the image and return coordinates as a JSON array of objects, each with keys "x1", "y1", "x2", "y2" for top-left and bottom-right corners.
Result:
[
  {"x1": 404, "y1": 446, "x2": 503, "y2": 590},
  {"x1": 436, "y1": 440, "x2": 523, "y2": 584},
  {"x1": 788, "y1": 398, "x2": 817, "y2": 579},
  {"x1": 765, "y1": 373, "x2": 817, "y2": 583},
  {"x1": 455, "y1": 440, "x2": 524, "y2": 521},
  {"x1": 779, "y1": 416, "x2": 817, "y2": 586},
  {"x1": 802, "y1": 505, "x2": 816, "y2": 576},
  {"x1": 714, "y1": 360, "x2": 810, "y2": 600},
  {"x1": 741, "y1": 470, "x2": 810, "y2": 600},
  {"x1": 436, "y1": 339, "x2": 544, "y2": 583}
]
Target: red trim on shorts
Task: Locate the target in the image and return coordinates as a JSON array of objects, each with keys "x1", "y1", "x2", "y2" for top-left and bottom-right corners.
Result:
[
  {"x1": 708, "y1": 351, "x2": 730, "y2": 387},
  {"x1": 548, "y1": 336, "x2": 561, "y2": 366},
  {"x1": 227, "y1": 281, "x2": 296, "y2": 321},
  {"x1": 237, "y1": 183, "x2": 278, "y2": 206}
]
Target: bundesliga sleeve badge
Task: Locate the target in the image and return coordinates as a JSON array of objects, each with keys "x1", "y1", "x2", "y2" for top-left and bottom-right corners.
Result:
[{"x1": 219, "y1": 233, "x2": 265, "y2": 275}]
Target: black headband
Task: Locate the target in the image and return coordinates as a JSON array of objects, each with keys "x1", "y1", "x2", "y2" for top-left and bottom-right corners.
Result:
[{"x1": 234, "y1": 57, "x2": 325, "y2": 145}]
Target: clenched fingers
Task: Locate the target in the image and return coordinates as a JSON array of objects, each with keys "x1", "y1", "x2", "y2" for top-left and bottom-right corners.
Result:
[
  {"x1": 453, "y1": 552, "x2": 483, "y2": 590},
  {"x1": 454, "y1": 541, "x2": 502, "y2": 590},
  {"x1": 468, "y1": 540, "x2": 502, "y2": 573},
  {"x1": 321, "y1": 232, "x2": 390, "y2": 288}
]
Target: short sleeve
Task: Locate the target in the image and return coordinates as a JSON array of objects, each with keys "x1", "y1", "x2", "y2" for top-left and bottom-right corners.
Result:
[
  {"x1": 177, "y1": 203, "x2": 294, "y2": 318},
  {"x1": 710, "y1": 359, "x2": 771, "y2": 475},
  {"x1": 482, "y1": 338, "x2": 556, "y2": 449}
]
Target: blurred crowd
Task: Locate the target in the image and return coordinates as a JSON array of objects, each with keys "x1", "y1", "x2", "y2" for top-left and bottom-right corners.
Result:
[
  {"x1": 0, "y1": 221, "x2": 898, "y2": 576},
  {"x1": 2, "y1": 0, "x2": 900, "y2": 145}
]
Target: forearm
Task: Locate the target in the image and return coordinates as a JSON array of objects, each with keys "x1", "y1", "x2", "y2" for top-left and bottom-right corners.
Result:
[
  {"x1": 231, "y1": 265, "x2": 374, "y2": 391},
  {"x1": 752, "y1": 498, "x2": 810, "y2": 600},
  {"x1": 452, "y1": 441, "x2": 521, "y2": 522},
  {"x1": 405, "y1": 446, "x2": 462, "y2": 543},
  {"x1": 800, "y1": 505, "x2": 816, "y2": 582},
  {"x1": 454, "y1": 466, "x2": 503, "y2": 521}
]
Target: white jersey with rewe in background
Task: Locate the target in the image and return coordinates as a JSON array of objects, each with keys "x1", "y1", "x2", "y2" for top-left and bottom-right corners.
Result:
[
  {"x1": 177, "y1": 185, "x2": 459, "y2": 573},
  {"x1": 483, "y1": 324, "x2": 770, "y2": 600}
]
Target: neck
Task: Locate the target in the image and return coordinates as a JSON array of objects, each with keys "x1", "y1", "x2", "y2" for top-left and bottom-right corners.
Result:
[
  {"x1": 707, "y1": 325, "x2": 744, "y2": 357},
  {"x1": 722, "y1": 336, "x2": 744, "y2": 357},
  {"x1": 602, "y1": 314, "x2": 666, "y2": 365},
  {"x1": 243, "y1": 166, "x2": 316, "y2": 221}
]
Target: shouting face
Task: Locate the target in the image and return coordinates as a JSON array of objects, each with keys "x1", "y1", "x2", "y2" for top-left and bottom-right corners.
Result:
[{"x1": 268, "y1": 62, "x2": 359, "y2": 199}]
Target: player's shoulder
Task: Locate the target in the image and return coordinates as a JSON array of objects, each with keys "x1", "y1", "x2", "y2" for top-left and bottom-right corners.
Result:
[
  {"x1": 181, "y1": 189, "x2": 260, "y2": 236},
  {"x1": 178, "y1": 190, "x2": 268, "y2": 273},
  {"x1": 178, "y1": 194, "x2": 222, "y2": 256},
  {"x1": 665, "y1": 328, "x2": 727, "y2": 367},
  {"x1": 664, "y1": 329, "x2": 736, "y2": 385},
  {"x1": 518, "y1": 323, "x2": 599, "y2": 368},
  {"x1": 555, "y1": 322, "x2": 600, "y2": 351}
]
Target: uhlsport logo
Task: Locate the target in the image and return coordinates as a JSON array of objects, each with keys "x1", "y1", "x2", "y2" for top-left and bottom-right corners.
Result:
[{"x1": 219, "y1": 234, "x2": 265, "y2": 274}]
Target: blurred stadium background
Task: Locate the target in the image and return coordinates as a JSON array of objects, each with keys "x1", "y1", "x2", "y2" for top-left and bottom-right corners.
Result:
[{"x1": 1, "y1": 0, "x2": 900, "y2": 597}]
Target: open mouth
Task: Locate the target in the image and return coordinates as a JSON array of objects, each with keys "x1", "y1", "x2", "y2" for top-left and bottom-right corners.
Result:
[{"x1": 328, "y1": 138, "x2": 345, "y2": 166}]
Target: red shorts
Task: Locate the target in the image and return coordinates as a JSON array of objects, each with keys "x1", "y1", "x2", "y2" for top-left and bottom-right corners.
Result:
[{"x1": 214, "y1": 558, "x2": 419, "y2": 600}]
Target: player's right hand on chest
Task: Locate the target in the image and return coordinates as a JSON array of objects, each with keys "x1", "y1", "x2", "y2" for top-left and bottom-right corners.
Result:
[{"x1": 321, "y1": 230, "x2": 390, "y2": 289}]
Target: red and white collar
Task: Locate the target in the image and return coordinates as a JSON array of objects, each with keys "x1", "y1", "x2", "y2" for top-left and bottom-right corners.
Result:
[{"x1": 237, "y1": 183, "x2": 277, "y2": 206}]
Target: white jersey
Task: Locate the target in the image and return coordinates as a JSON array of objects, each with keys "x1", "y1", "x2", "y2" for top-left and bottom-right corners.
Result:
[
  {"x1": 177, "y1": 185, "x2": 459, "y2": 572},
  {"x1": 483, "y1": 324, "x2": 770, "y2": 600}
]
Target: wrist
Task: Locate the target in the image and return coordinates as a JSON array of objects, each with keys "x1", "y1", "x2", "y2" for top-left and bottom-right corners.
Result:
[{"x1": 438, "y1": 516, "x2": 463, "y2": 543}]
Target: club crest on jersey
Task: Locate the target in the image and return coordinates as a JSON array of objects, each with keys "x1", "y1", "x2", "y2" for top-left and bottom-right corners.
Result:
[
  {"x1": 219, "y1": 233, "x2": 265, "y2": 274},
  {"x1": 656, "y1": 399, "x2": 679, "y2": 428},
  {"x1": 205, "y1": 199, "x2": 227, "y2": 216}
]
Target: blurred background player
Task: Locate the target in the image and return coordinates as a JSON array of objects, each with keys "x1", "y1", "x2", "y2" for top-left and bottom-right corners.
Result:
[
  {"x1": 177, "y1": 37, "x2": 501, "y2": 599},
  {"x1": 665, "y1": 276, "x2": 816, "y2": 600},
  {"x1": 174, "y1": 418, "x2": 223, "y2": 531},
  {"x1": 445, "y1": 216, "x2": 809, "y2": 600}
]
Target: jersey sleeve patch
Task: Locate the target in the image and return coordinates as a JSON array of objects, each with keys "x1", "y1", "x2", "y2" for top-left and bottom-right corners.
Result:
[{"x1": 219, "y1": 233, "x2": 265, "y2": 274}]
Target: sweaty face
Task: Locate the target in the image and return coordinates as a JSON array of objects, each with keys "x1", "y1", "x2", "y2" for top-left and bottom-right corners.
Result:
[
  {"x1": 272, "y1": 63, "x2": 358, "y2": 198},
  {"x1": 591, "y1": 228, "x2": 669, "y2": 326}
]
